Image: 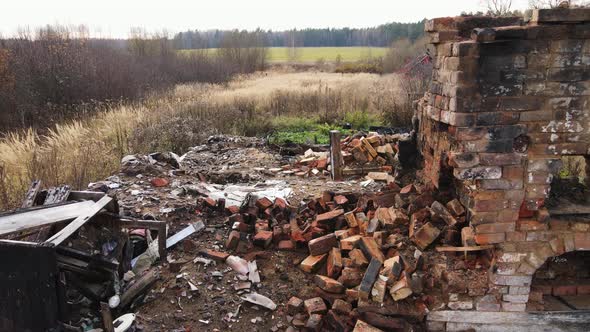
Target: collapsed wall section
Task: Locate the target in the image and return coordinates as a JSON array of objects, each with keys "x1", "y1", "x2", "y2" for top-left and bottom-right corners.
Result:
[{"x1": 416, "y1": 8, "x2": 590, "y2": 315}]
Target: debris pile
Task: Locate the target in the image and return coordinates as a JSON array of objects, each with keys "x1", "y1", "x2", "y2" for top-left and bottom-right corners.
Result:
[
  {"x1": 0, "y1": 182, "x2": 168, "y2": 331},
  {"x1": 202, "y1": 177, "x2": 488, "y2": 331},
  {"x1": 0, "y1": 135, "x2": 490, "y2": 331},
  {"x1": 287, "y1": 132, "x2": 412, "y2": 179}
]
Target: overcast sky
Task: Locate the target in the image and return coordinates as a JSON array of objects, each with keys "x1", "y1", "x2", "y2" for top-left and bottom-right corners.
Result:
[{"x1": 3, "y1": 0, "x2": 531, "y2": 38}]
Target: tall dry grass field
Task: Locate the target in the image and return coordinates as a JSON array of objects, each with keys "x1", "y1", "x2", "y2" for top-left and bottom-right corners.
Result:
[{"x1": 0, "y1": 70, "x2": 419, "y2": 210}]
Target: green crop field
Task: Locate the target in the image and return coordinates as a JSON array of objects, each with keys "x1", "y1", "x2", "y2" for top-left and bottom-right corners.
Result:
[
  {"x1": 266, "y1": 47, "x2": 387, "y2": 62},
  {"x1": 180, "y1": 47, "x2": 388, "y2": 63}
]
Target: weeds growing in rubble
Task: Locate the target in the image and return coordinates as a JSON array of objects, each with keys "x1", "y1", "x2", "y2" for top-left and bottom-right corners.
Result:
[{"x1": 0, "y1": 70, "x2": 421, "y2": 210}]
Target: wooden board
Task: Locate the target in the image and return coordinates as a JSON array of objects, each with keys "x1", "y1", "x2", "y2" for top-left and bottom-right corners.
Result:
[
  {"x1": 45, "y1": 196, "x2": 113, "y2": 246},
  {"x1": 435, "y1": 245, "x2": 494, "y2": 252},
  {"x1": 0, "y1": 201, "x2": 95, "y2": 237},
  {"x1": 68, "y1": 191, "x2": 119, "y2": 213}
]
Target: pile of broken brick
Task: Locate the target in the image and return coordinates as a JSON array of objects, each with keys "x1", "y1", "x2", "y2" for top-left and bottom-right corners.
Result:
[
  {"x1": 286, "y1": 132, "x2": 410, "y2": 179},
  {"x1": 195, "y1": 179, "x2": 476, "y2": 331}
]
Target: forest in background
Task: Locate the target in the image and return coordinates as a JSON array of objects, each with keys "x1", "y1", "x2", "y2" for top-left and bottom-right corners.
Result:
[{"x1": 172, "y1": 21, "x2": 426, "y2": 49}]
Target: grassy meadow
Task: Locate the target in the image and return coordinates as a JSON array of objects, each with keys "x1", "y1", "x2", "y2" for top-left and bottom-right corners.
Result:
[
  {"x1": 0, "y1": 70, "x2": 414, "y2": 209},
  {"x1": 181, "y1": 47, "x2": 388, "y2": 63}
]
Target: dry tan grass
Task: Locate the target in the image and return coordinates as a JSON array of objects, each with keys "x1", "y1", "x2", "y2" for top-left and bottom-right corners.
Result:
[{"x1": 0, "y1": 70, "x2": 412, "y2": 210}]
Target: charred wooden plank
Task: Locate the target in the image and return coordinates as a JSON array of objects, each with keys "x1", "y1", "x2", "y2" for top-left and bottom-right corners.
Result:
[
  {"x1": 33, "y1": 185, "x2": 73, "y2": 241},
  {"x1": 120, "y1": 269, "x2": 159, "y2": 308},
  {"x1": 21, "y1": 180, "x2": 42, "y2": 208},
  {"x1": 0, "y1": 240, "x2": 58, "y2": 331}
]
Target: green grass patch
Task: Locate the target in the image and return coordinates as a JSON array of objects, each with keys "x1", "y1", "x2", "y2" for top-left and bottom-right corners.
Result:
[
  {"x1": 268, "y1": 117, "x2": 358, "y2": 145},
  {"x1": 179, "y1": 47, "x2": 388, "y2": 63}
]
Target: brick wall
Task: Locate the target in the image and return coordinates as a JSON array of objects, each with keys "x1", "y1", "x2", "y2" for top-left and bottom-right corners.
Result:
[{"x1": 416, "y1": 8, "x2": 590, "y2": 315}]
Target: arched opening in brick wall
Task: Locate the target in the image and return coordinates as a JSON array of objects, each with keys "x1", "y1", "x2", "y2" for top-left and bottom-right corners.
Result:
[{"x1": 529, "y1": 251, "x2": 590, "y2": 311}]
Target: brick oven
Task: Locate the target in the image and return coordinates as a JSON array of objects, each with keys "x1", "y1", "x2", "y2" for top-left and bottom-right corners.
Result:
[{"x1": 416, "y1": 7, "x2": 590, "y2": 325}]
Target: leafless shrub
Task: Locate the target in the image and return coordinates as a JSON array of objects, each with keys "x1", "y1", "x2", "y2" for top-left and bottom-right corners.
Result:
[
  {"x1": 529, "y1": 0, "x2": 590, "y2": 8},
  {"x1": 382, "y1": 36, "x2": 430, "y2": 73},
  {"x1": 0, "y1": 24, "x2": 262, "y2": 132},
  {"x1": 483, "y1": 0, "x2": 514, "y2": 16}
]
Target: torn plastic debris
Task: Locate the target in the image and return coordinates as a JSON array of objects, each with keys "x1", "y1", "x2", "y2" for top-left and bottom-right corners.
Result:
[
  {"x1": 131, "y1": 238, "x2": 160, "y2": 275},
  {"x1": 226, "y1": 255, "x2": 249, "y2": 275},
  {"x1": 113, "y1": 313, "x2": 136, "y2": 332},
  {"x1": 204, "y1": 180, "x2": 292, "y2": 207},
  {"x1": 241, "y1": 293, "x2": 277, "y2": 310}
]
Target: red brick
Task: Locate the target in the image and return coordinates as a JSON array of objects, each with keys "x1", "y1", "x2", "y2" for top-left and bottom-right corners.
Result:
[
  {"x1": 204, "y1": 197, "x2": 217, "y2": 208},
  {"x1": 278, "y1": 240, "x2": 295, "y2": 250},
  {"x1": 309, "y1": 233, "x2": 338, "y2": 256},
  {"x1": 575, "y1": 233, "x2": 590, "y2": 250},
  {"x1": 199, "y1": 249, "x2": 229, "y2": 262},
  {"x1": 226, "y1": 231, "x2": 241, "y2": 250},
  {"x1": 274, "y1": 197, "x2": 288, "y2": 210},
  {"x1": 300, "y1": 254, "x2": 327, "y2": 273},
  {"x1": 446, "y1": 199, "x2": 465, "y2": 216},
  {"x1": 549, "y1": 219, "x2": 570, "y2": 231},
  {"x1": 411, "y1": 222, "x2": 441, "y2": 250},
  {"x1": 316, "y1": 159, "x2": 328, "y2": 170},
  {"x1": 314, "y1": 275, "x2": 345, "y2": 294},
  {"x1": 338, "y1": 268, "x2": 363, "y2": 288},
  {"x1": 577, "y1": 284, "x2": 590, "y2": 295},
  {"x1": 316, "y1": 209, "x2": 344, "y2": 223},
  {"x1": 334, "y1": 195, "x2": 348, "y2": 205},
  {"x1": 553, "y1": 285, "x2": 577, "y2": 296},
  {"x1": 506, "y1": 231, "x2": 526, "y2": 242},
  {"x1": 150, "y1": 177, "x2": 169, "y2": 187},
  {"x1": 517, "y1": 219, "x2": 548, "y2": 231},
  {"x1": 304, "y1": 297, "x2": 328, "y2": 315},
  {"x1": 287, "y1": 296, "x2": 303, "y2": 314},
  {"x1": 475, "y1": 222, "x2": 515, "y2": 234},
  {"x1": 400, "y1": 184, "x2": 417, "y2": 194},
  {"x1": 253, "y1": 230, "x2": 273, "y2": 248},
  {"x1": 327, "y1": 247, "x2": 343, "y2": 278},
  {"x1": 255, "y1": 197, "x2": 273, "y2": 210},
  {"x1": 226, "y1": 205, "x2": 240, "y2": 214},
  {"x1": 532, "y1": 284, "x2": 552, "y2": 295},
  {"x1": 474, "y1": 232, "x2": 505, "y2": 245}
]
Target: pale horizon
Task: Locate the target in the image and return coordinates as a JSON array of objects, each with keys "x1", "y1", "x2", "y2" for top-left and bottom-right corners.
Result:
[{"x1": 3, "y1": 0, "x2": 531, "y2": 38}]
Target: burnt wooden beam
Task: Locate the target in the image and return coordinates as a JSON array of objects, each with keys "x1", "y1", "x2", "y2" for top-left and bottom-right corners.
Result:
[
  {"x1": 100, "y1": 302, "x2": 115, "y2": 332},
  {"x1": 21, "y1": 180, "x2": 42, "y2": 208},
  {"x1": 120, "y1": 268, "x2": 159, "y2": 308},
  {"x1": 33, "y1": 185, "x2": 72, "y2": 242},
  {"x1": 56, "y1": 246, "x2": 119, "y2": 271},
  {"x1": 44, "y1": 186, "x2": 71, "y2": 205},
  {"x1": 330, "y1": 130, "x2": 343, "y2": 181}
]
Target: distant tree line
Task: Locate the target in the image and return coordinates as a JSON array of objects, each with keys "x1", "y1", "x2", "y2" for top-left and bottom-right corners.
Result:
[{"x1": 173, "y1": 21, "x2": 426, "y2": 49}]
